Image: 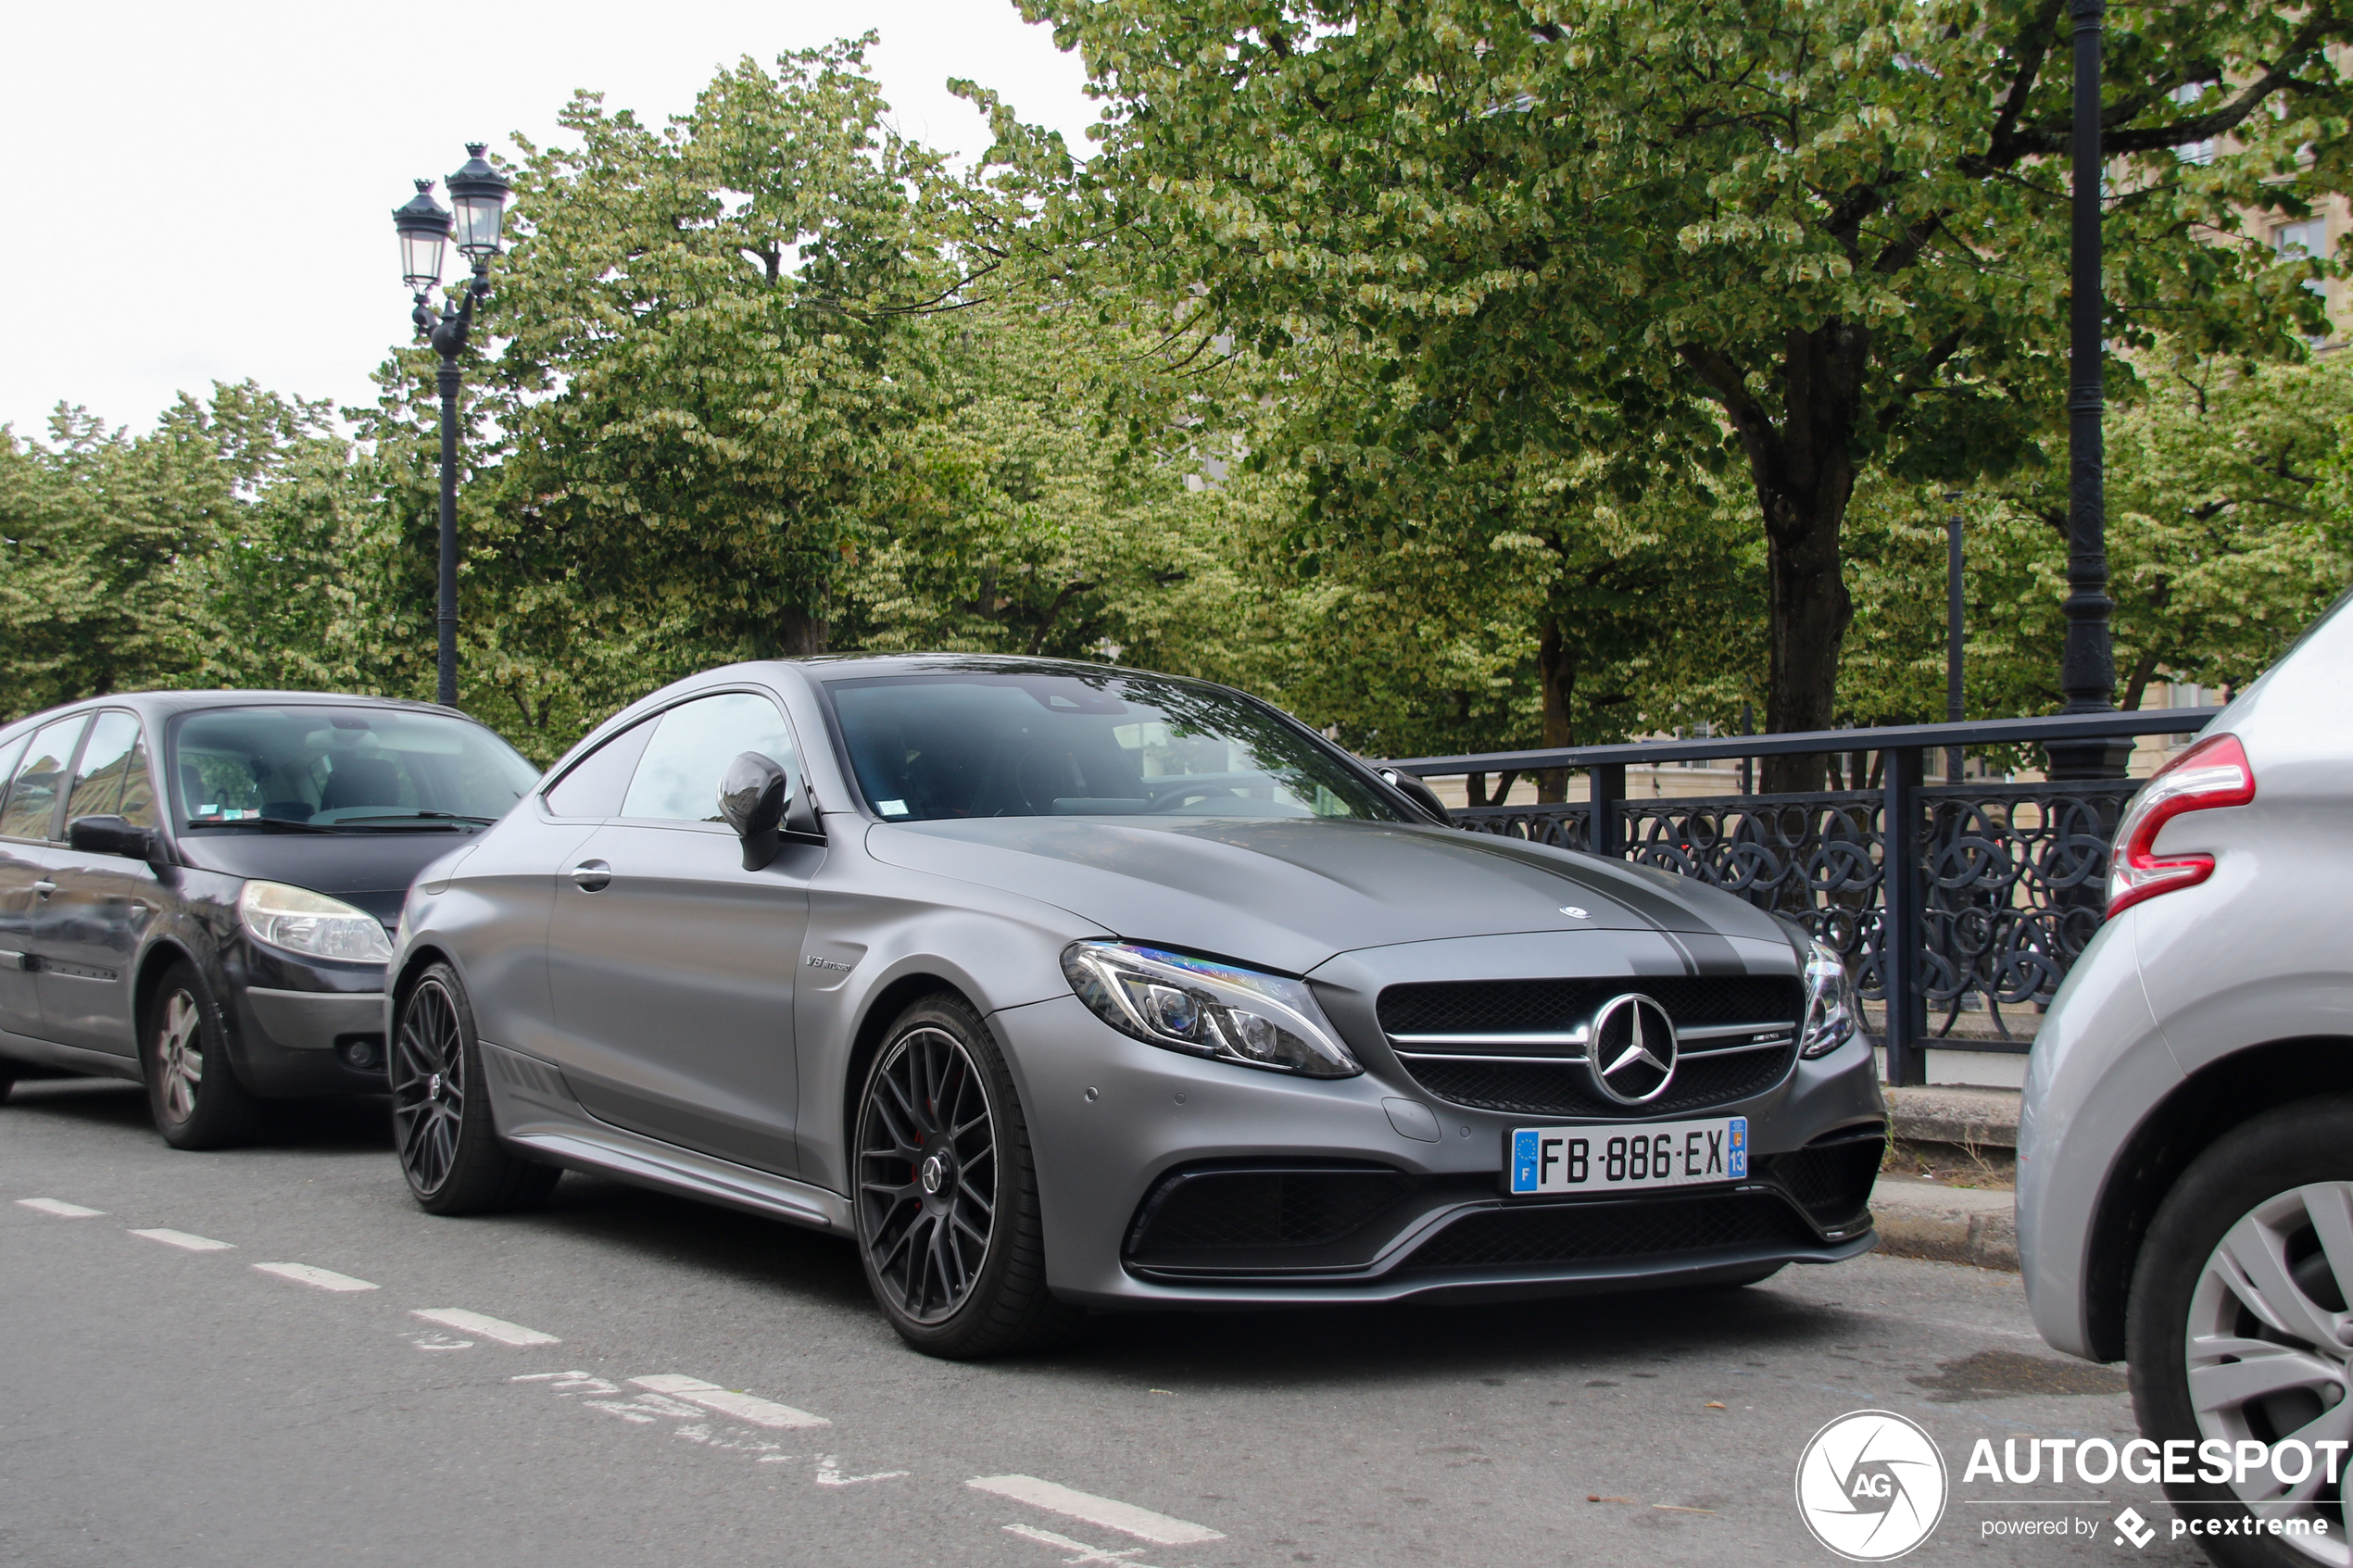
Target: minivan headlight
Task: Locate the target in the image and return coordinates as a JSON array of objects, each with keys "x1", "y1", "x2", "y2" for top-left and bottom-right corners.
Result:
[
  {"x1": 1061, "y1": 941, "x2": 1362, "y2": 1078},
  {"x1": 1799, "y1": 937, "x2": 1859, "y2": 1059},
  {"x1": 239, "y1": 881, "x2": 394, "y2": 963}
]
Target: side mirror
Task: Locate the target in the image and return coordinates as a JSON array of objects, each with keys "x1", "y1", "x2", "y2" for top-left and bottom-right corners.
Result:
[
  {"x1": 68, "y1": 813, "x2": 161, "y2": 861},
  {"x1": 1378, "y1": 768, "x2": 1452, "y2": 824},
  {"x1": 718, "y1": 752, "x2": 789, "y2": 871}
]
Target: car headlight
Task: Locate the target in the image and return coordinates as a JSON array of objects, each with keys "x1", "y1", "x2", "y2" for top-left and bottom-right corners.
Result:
[
  {"x1": 238, "y1": 881, "x2": 395, "y2": 964},
  {"x1": 1798, "y1": 936, "x2": 1859, "y2": 1059},
  {"x1": 1061, "y1": 941, "x2": 1362, "y2": 1078}
]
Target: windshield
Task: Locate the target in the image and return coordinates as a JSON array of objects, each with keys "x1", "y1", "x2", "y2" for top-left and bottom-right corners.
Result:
[
  {"x1": 170, "y1": 705, "x2": 539, "y2": 831},
  {"x1": 824, "y1": 670, "x2": 1402, "y2": 823}
]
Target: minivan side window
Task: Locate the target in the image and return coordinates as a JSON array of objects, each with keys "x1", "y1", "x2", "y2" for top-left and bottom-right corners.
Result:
[
  {"x1": 64, "y1": 711, "x2": 153, "y2": 827},
  {"x1": 619, "y1": 694, "x2": 799, "y2": 824},
  {"x1": 543, "y1": 720, "x2": 658, "y2": 820},
  {"x1": 0, "y1": 716, "x2": 93, "y2": 841}
]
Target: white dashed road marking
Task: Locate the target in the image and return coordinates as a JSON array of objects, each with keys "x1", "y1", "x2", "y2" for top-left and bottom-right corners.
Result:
[
  {"x1": 411, "y1": 1308, "x2": 560, "y2": 1346},
  {"x1": 252, "y1": 1262, "x2": 377, "y2": 1292},
  {"x1": 1003, "y1": 1522, "x2": 1162, "y2": 1565},
  {"x1": 17, "y1": 1198, "x2": 105, "y2": 1217},
  {"x1": 967, "y1": 1475, "x2": 1225, "y2": 1546},
  {"x1": 131, "y1": 1227, "x2": 233, "y2": 1251},
  {"x1": 629, "y1": 1374, "x2": 830, "y2": 1429}
]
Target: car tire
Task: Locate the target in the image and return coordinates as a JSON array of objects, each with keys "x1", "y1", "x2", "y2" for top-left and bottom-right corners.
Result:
[
  {"x1": 0, "y1": 1064, "x2": 16, "y2": 1104},
  {"x1": 2128, "y1": 1097, "x2": 2353, "y2": 1568},
  {"x1": 852, "y1": 992, "x2": 1085, "y2": 1359},
  {"x1": 144, "y1": 961, "x2": 261, "y2": 1149},
  {"x1": 392, "y1": 962, "x2": 559, "y2": 1216}
]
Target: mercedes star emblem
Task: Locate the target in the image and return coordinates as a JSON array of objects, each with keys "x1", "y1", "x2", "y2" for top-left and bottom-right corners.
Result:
[{"x1": 1585, "y1": 993, "x2": 1680, "y2": 1105}]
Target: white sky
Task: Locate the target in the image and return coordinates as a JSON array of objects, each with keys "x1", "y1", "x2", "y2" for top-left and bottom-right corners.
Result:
[{"x1": 0, "y1": 1, "x2": 1099, "y2": 440}]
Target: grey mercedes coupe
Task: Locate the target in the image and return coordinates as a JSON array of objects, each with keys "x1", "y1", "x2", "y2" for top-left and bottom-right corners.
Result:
[{"x1": 386, "y1": 656, "x2": 1884, "y2": 1357}]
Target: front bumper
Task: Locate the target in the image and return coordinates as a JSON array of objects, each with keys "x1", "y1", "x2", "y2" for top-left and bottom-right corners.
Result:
[
  {"x1": 1000, "y1": 992, "x2": 1885, "y2": 1309},
  {"x1": 222, "y1": 936, "x2": 389, "y2": 1097}
]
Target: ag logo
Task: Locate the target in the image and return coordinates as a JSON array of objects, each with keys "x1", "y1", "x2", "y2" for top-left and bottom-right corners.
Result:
[{"x1": 1794, "y1": 1410, "x2": 1947, "y2": 1561}]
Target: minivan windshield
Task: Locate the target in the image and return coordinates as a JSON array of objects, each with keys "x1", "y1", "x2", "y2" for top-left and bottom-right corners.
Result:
[
  {"x1": 170, "y1": 706, "x2": 539, "y2": 832},
  {"x1": 824, "y1": 670, "x2": 1402, "y2": 823}
]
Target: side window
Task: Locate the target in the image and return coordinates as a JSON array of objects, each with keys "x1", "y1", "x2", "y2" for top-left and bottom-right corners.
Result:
[
  {"x1": 0, "y1": 734, "x2": 27, "y2": 818},
  {"x1": 0, "y1": 716, "x2": 93, "y2": 841},
  {"x1": 64, "y1": 711, "x2": 147, "y2": 824},
  {"x1": 619, "y1": 693, "x2": 798, "y2": 824},
  {"x1": 116, "y1": 727, "x2": 159, "y2": 830},
  {"x1": 543, "y1": 719, "x2": 657, "y2": 820}
]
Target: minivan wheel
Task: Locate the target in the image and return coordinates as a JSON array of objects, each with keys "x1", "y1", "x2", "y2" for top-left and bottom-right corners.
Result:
[
  {"x1": 391, "y1": 962, "x2": 559, "y2": 1215},
  {"x1": 144, "y1": 961, "x2": 259, "y2": 1149},
  {"x1": 2129, "y1": 1098, "x2": 2353, "y2": 1567},
  {"x1": 852, "y1": 994, "x2": 1084, "y2": 1359}
]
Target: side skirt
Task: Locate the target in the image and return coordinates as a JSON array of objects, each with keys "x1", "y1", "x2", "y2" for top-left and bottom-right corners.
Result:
[
  {"x1": 0, "y1": 1028, "x2": 144, "y2": 1084},
  {"x1": 478, "y1": 1040, "x2": 848, "y2": 1235}
]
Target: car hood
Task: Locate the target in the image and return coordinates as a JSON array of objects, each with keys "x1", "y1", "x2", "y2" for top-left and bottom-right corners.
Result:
[
  {"x1": 865, "y1": 816, "x2": 1794, "y2": 975},
  {"x1": 172, "y1": 829, "x2": 480, "y2": 925}
]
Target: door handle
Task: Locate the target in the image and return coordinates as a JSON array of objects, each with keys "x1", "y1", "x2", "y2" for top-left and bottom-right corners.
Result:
[
  {"x1": 568, "y1": 860, "x2": 611, "y2": 893},
  {"x1": 31, "y1": 881, "x2": 57, "y2": 899}
]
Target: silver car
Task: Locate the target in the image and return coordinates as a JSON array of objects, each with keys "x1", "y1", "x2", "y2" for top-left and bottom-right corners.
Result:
[
  {"x1": 2020, "y1": 594, "x2": 2353, "y2": 1561},
  {"x1": 388, "y1": 656, "x2": 1883, "y2": 1357}
]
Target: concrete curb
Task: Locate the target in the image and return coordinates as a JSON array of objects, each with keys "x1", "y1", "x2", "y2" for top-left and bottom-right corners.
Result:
[
  {"x1": 1869, "y1": 1176, "x2": 2019, "y2": 1271},
  {"x1": 1886, "y1": 1085, "x2": 2021, "y2": 1149}
]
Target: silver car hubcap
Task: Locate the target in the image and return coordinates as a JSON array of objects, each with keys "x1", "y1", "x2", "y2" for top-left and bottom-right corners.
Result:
[
  {"x1": 156, "y1": 990, "x2": 203, "y2": 1121},
  {"x1": 2186, "y1": 1182, "x2": 2353, "y2": 1563},
  {"x1": 855, "y1": 1026, "x2": 997, "y2": 1325}
]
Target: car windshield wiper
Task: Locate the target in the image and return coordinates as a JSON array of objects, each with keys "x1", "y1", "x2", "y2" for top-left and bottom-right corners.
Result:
[
  {"x1": 333, "y1": 810, "x2": 497, "y2": 827},
  {"x1": 183, "y1": 817, "x2": 337, "y2": 834}
]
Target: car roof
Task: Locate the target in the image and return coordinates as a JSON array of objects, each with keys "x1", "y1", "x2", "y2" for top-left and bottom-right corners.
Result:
[
  {"x1": 0, "y1": 690, "x2": 473, "y2": 746},
  {"x1": 785, "y1": 653, "x2": 1166, "y2": 682}
]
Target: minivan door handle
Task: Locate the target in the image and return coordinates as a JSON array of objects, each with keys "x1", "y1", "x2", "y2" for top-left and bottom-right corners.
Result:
[
  {"x1": 568, "y1": 860, "x2": 611, "y2": 893},
  {"x1": 31, "y1": 880, "x2": 57, "y2": 899}
]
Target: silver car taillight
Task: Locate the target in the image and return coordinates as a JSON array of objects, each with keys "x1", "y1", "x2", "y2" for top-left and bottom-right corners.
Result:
[{"x1": 2106, "y1": 734, "x2": 2256, "y2": 917}]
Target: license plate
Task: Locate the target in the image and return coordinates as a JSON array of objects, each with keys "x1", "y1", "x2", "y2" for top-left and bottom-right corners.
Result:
[{"x1": 1506, "y1": 1117, "x2": 1748, "y2": 1196}]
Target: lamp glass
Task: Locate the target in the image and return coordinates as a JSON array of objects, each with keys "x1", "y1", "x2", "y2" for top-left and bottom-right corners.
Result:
[
  {"x1": 452, "y1": 194, "x2": 505, "y2": 258},
  {"x1": 399, "y1": 226, "x2": 448, "y2": 292}
]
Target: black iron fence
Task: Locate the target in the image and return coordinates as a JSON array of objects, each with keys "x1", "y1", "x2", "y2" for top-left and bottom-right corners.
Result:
[{"x1": 1388, "y1": 709, "x2": 2221, "y2": 1085}]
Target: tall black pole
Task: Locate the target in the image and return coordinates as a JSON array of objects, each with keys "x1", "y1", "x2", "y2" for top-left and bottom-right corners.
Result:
[
  {"x1": 1945, "y1": 509, "x2": 1965, "y2": 784},
  {"x1": 2049, "y1": 0, "x2": 2126, "y2": 778},
  {"x1": 434, "y1": 356, "x2": 460, "y2": 708},
  {"x1": 423, "y1": 262, "x2": 484, "y2": 710}
]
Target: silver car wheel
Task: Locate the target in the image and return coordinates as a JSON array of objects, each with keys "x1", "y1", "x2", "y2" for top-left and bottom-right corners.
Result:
[
  {"x1": 856, "y1": 1025, "x2": 999, "y2": 1325},
  {"x1": 157, "y1": 989, "x2": 204, "y2": 1122},
  {"x1": 392, "y1": 977, "x2": 466, "y2": 1196},
  {"x1": 2186, "y1": 1183, "x2": 2353, "y2": 1564}
]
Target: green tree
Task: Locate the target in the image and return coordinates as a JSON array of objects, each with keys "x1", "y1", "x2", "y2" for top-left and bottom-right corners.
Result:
[
  {"x1": 1839, "y1": 351, "x2": 2353, "y2": 729},
  {"x1": 1022, "y1": 0, "x2": 2353, "y2": 783}
]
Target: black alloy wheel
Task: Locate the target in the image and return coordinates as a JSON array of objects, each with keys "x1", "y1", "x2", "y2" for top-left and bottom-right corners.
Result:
[
  {"x1": 392, "y1": 962, "x2": 558, "y2": 1215},
  {"x1": 853, "y1": 993, "x2": 1082, "y2": 1358},
  {"x1": 143, "y1": 960, "x2": 259, "y2": 1149}
]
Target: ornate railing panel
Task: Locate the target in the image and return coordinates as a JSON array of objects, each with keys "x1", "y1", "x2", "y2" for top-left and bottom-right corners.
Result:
[{"x1": 1453, "y1": 779, "x2": 2143, "y2": 1040}]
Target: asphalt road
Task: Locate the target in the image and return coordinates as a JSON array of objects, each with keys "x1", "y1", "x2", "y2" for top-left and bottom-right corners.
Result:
[{"x1": 2, "y1": 1077, "x2": 2215, "y2": 1567}]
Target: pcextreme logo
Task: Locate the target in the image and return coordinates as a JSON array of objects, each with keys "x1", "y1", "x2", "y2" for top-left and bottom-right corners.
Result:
[{"x1": 1795, "y1": 1411, "x2": 1949, "y2": 1562}]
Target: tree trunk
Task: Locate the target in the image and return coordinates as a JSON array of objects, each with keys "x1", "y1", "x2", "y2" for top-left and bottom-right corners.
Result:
[
  {"x1": 778, "y1": 608, "x2": 827, "y2": 657},
  {"x1": 1536, "y1": 617, "x2": 1575, "y2": 803},
  {"x1": 1682, "y1": 323, "x2": 1866, "y2": 794}
]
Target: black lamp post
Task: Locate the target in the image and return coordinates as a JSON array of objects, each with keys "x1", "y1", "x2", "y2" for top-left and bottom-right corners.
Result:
[
  {"x1": 2047, "y1": 0, "x2": 2130, "y2": 779},
  {"x1": 391, "y1": 144, "x2": 511, "y2": 709},
  {"x1": 1944, "y1": 495, "x2": 1966, "y2": 785}
]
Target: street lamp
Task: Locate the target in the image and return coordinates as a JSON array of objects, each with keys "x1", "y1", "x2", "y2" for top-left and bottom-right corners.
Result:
[
  {"x1": 2048, "y1": 0, "x2": 2128, "y2": 779},
  {"x1": 1944, "y1": 493, "x2": 1965, "y2": 785},
  {"x1": 390, "y1": 144, "x2": 511, "y2": 709}
]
